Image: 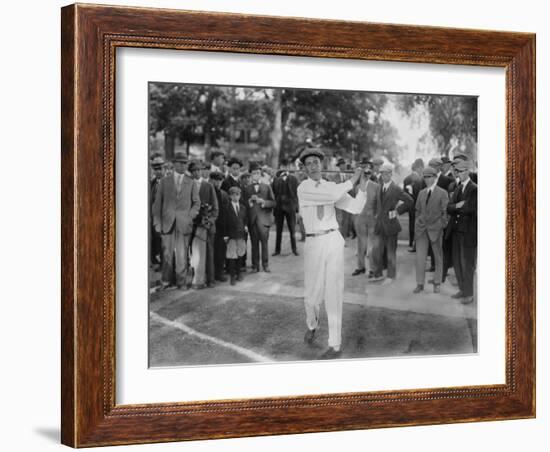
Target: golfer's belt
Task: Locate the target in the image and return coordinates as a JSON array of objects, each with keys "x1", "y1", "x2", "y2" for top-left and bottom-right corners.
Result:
[{"x1": 305, "y1": 228, "x2": 338, "y2": 238}]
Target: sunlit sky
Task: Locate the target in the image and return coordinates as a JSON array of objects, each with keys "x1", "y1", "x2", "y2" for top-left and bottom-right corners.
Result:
[{"x1": 382, "y1": 96, "x2": 438, "y2": 171}]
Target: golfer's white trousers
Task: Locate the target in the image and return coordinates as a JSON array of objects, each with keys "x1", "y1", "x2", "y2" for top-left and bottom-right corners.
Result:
[{"x1": 303, "y1": 230, "x2": 345, "y2": 349}]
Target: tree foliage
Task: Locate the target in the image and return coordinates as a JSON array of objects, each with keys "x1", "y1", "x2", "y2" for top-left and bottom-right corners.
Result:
[
  {"x1": 396, "y1": 94, "x2": 478, "y2": 158},
  {"x1": 149, "y1": 83, "x2": 475, "y2": 167}
]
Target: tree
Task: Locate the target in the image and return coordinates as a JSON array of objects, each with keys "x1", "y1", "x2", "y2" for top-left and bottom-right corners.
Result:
[{"x1": 396, "y1": 94, "x2": 478, "y2": 158}]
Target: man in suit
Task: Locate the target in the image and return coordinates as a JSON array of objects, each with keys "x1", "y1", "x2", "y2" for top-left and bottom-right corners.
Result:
[
  {"x1": 371, "y1": 163, "x2": 414, "y2": 285},
  {"x1": 209, "y1": 171, "x2": 229, "y2": 282},
  {"x1": 351, "y1": 160, "x2": 379, "y2": 277},
  {"x1": 244, "y1": 162, "x2": 276, "y2": 272},
  {"x1": 420, "y1": 157, "x2": 452, "y2": 271},
  {"x1": 224, "y1": 186, "x2": 249, "y2": 285},
  {"x1": 446, "y1": 160, "x2": 478, "y2": 304},
  {"x1": 403, "y1": 158, "x2": 425, "y2": 252},
  {"x1": 221, "y1": 157, "x2": 243, "y2": 192},
  {"x1": 298, "y1": 148, "x2": 368, "y2": 359},
  {"x1": 152, "y1": 152, "x2": 200, "y2": 289},
  {"x1": 413, "y1": 167, "x2": 449, "y2": 294},
  {"x1": 188, "y1": 161, "x2": 219, "y2": 289},
  {"x1": 272, "y1": 159, "x2": 299, "y2": 256},
  {"x1": 150, "y1": 155, "x2": 165, "y2": 268}
]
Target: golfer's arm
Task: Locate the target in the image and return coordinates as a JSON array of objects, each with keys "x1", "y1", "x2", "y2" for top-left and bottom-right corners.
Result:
[
  {"x1": 298, "y1": 180, "x2": 353, "y2": 206},
  {"x1": 335, "y1": 189, "x2": 366, "y2": 214}
]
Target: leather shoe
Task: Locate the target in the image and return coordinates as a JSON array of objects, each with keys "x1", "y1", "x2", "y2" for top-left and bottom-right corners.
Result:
[
  {"x1": 230, "y1": 275, "x2": 237, "y2": 286},
  {"x1": 319, "y1": 347, "x2": 342, "y2": 359},
  {"x1": 292, "y1": 250, "x2": 300, "y2": 256},
  {"x1": 272, "y1": 251, "x2": 280, "y2": 256},
  {"x1": 451, "y1": 291, "x2": 464, "y2": 299},
  {"x1": 263, "y1": 266, "x2": 271, "y2": 273},
  {"x1": 352, "y1": 268, "x2": 366, "y2": 276},
  {"x1": 304, "y1": 328, "x2": 316, "y2": 344},
  {"x1": 461, "y1": 296, "x2": 474, "y2": 304},
  {"x1": 236, "y1": 273, "x2": 243, "y2": 282},
  {"x1": 433, "y1": 284, "x2": 441, "y2": 293},
  {"x1": 413, "y1": 284, "x2": 424, "y2": 294},
  {"x1": 216, "y1": 275, "x2": 228, "y2": 282},
  {"x1": 251, "y1": 267, "x2": 260, "y2": 273}
]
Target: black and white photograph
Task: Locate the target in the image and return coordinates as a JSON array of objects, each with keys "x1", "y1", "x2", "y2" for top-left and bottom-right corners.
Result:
[{"x1": 148, "y1": 82, "x2": 478, "y2": 366}]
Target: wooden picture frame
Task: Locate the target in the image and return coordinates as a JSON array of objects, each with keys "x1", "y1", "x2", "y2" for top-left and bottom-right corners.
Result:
[{"x1": 61, "y1": 3, "x2": 535, "y2": 447}]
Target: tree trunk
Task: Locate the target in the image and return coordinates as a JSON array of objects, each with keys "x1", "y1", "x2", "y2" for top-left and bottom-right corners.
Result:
[
  {"x1": 164, "y1": 130, "x2": 175, "y2": 161},
  {"x1": 269, "y1": 90, "x2": 283, "y2": 169}
]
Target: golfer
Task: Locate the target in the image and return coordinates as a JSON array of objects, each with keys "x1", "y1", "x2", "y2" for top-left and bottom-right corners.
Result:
[{"x1": 297, "y1": 147, "x2": 368, "y2": 358}]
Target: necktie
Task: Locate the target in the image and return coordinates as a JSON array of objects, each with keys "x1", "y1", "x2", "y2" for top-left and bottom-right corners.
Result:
[
  {"x1": 426, "y1": 189, "x2": 431, "y2": 205},
  {"x1": 315, "y1": 181, "x2": 324, "y2": 220},
  {"x1": 234, "y1": 203, "x2": 239, "y2": 215}
]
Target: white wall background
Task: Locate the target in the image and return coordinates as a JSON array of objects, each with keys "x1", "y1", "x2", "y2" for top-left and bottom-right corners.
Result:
[{"x1": 0, "y1": 1, "x2": 546, "y2": 451}]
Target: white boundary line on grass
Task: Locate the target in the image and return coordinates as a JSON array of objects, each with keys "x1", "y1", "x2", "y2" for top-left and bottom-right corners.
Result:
[{"x1": 150, "y1": 311, "x2": 273, "y2": 363}]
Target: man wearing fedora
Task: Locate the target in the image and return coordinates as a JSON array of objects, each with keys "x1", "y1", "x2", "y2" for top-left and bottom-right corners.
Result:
[
  {"x1": 152, "y1": 152, "x2": 200, "y2": 289},
  {"x1": 298, "y1": 147, "x2": 368, "y2": 359},
  {"x1": 244, "y1": 162, "x2": 276, "y2": 272},
  {"x1": 446, "y1": 159, "x2": 478, "y2": 304},
  {"x1": 413, "y1": 166, "x2": 449, "y2": 294}
]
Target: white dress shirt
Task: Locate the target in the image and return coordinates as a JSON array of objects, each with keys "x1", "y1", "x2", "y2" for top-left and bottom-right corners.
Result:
[{"x1": 298, "y1": 178, "x2": 366, "y2": 234}]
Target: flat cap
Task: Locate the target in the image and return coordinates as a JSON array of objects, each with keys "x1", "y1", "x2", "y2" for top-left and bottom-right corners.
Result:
[
  {"x1": 379, "y1": 163, "x2": 393, "y2": 173},
  {"x1": 151, "y1": 155, "x2": 165, "y2": 167},
  {"x1": 440, "y1": 156, "x2": 451, "y2": 164},
  {"x1": 228, "y1": 186, "x2": 242, "y2": 195},
  {"x1": 454, "y1": 160, "x2": 471, "y2": 171},
  {"x1": 299, "y1": 146, "x2": 325, "y2": 164},
  {"x1": 336, "y1": 158, "x2": 346, "y2": 166},
  {"x1": 428, "y1": 157, "x2": 443, "y2": 168},
  {"x1": 422, "y1": 166, "x2": 438, "y2": 177},
  {"x1": 372, "y1": 157, "x2": 384, "y2": 166},
  {"x1": 172, "y1": 152, "x2": 188, "y2": 163},
  {"x1": 452, "y1": 153, "x2": 468, "y2": 162}
]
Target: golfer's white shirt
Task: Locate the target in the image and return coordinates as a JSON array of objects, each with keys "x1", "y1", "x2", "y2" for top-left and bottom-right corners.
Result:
[{"x1": 298, "y1": 178, "x2": 367, "y2": 234}]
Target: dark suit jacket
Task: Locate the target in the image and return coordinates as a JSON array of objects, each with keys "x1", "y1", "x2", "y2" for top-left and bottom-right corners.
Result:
[
  {"x1": 272, "y1": 173, "x2": 299, "y2": 213},
  {"x1": 197, "y1": 180, "x2": 219, "y2": 234},
  {"x1": 224, "y1": 201, "x2": 248, "y2": 240},
  {"x1": 214, "y1": 187, "x2": 229, "y2": 237},
  {"x1": 152, "y1": 174, "x2": 200, "y2": 235},
  {"x1": 243, "y1": 182, "x2": 276, "y2": 227},
  {"x1": 415, "y1": 185, "x2": 449, "y2": 241},
  {"x1": 446, "y1": 180, "x2": 478, "y2": 247},
  {"x1": 374, "y1": 181, "x2": 414, "y2": 236}
]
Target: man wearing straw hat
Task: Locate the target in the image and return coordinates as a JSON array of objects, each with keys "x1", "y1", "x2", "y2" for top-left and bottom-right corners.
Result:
[{"x1": 297, "y1": 147, "x2": 368, "y2": 359}]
